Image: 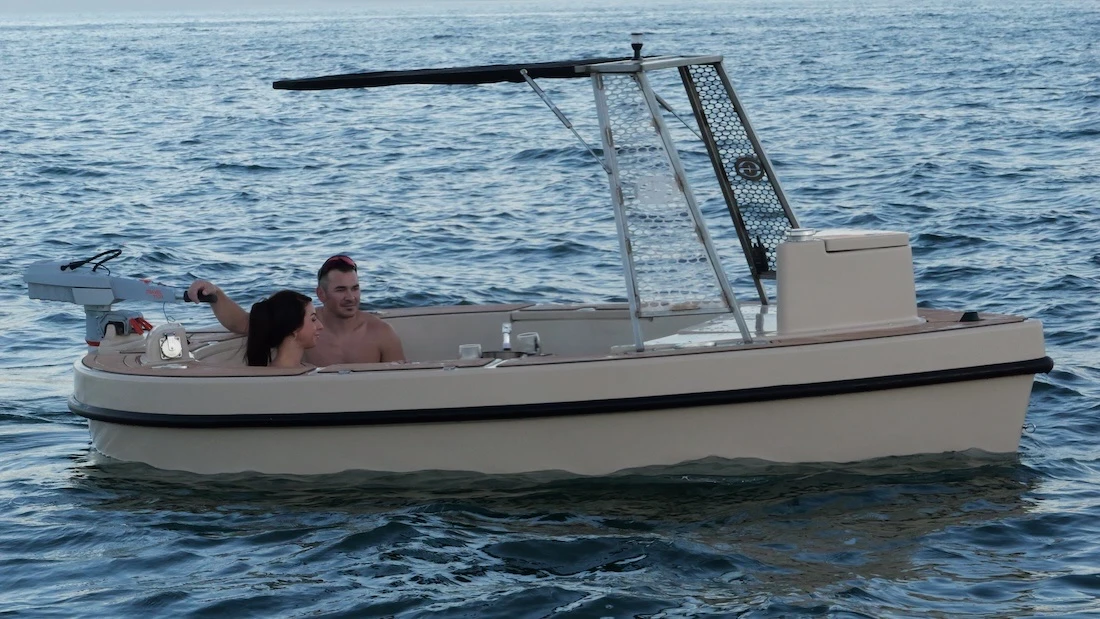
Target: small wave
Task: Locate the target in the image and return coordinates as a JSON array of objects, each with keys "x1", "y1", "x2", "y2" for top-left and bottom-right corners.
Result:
[
  {"x1": 207, "y1": 162, "x2": 283, "y2": 173},
  {"x1": 483, "y1": 239, "x2": 596, "y2": 260},
  {"x1": 913, "y1": 232, "x2": 987, "y2": 249},
  {"x1": 510, "y1": 146, "x2": 595, "y2": 163},
  {"x1": 484, "y1": 536, "x2": 655, "y2": 576},
  {"x1": 1053, "y1": 126, "x2": 1100, "y2": 140},
  {"x1": 1036, "y1": 274, "x2": 1099, "y2": 294},
  {"x1": 34, "y1": 166, "x2": 110, "y2": 178}
]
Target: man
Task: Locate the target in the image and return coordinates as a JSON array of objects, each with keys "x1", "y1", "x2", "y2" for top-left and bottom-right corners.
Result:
[{"x1": 187, "y1": 254, "x2": 405, "y2": 365}]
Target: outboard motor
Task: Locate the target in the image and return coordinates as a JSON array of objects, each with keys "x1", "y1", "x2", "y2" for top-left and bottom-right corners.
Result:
[{"x1": 23, "y1": 249, "x2": 207, "y2": 350}]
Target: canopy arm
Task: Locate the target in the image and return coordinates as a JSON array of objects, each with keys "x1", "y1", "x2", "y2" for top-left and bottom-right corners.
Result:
[
  {"x1": 520, "y1": 69, "x2": 610, "y2": 175},
  {"x1": 273, "y1": 57, "x2": 631, "y2": 91}
]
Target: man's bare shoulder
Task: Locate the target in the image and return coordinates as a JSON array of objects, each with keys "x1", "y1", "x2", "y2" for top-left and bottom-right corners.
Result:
[
  {"x1": 362, "y1": 311, "x2": 396, "y2": 331},
  {"x1": 361, "y1": 311, "x2": 404, "y2": 362}
]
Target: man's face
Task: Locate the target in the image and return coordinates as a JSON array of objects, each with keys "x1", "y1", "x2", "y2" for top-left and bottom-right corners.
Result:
[{"x1": 317, "y1": 269, "x2": 361, "y2": 319}]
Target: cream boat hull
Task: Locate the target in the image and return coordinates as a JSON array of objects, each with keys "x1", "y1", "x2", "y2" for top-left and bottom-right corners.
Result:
[{"x1": 72, "y1": 313, "x2": 1050, "y2": 475}]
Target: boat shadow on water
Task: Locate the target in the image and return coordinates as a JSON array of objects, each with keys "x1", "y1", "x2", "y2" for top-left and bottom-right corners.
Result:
[
  {"x1": 55, "y1": 450, "x2": 1045, "y2": 610},
  {"x1": 70, "y1": 449, "x2": 1035, "y2": 521}
]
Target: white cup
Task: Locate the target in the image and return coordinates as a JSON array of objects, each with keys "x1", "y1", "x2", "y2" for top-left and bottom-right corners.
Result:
[
  {"x1": 516, "y1": 332, "x2": 541, "y2": 354},
  {"x1": 458, "y1": 344, "x2": 482, "y2": 360}
]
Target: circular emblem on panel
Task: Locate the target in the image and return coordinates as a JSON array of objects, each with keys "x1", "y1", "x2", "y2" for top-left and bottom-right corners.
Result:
[{"x1": 734, "y1": 156, "x2": 764, "y2": 181}]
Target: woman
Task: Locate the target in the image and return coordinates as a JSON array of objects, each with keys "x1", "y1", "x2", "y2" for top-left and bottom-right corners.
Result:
[{"x1": 245, "y1": 290, "x2": 324, "y2": 368}]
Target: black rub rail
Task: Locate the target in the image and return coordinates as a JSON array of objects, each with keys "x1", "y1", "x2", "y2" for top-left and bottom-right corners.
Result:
[{"x1": 70, "y1": 356, "x2": 1054, "y2": 429}]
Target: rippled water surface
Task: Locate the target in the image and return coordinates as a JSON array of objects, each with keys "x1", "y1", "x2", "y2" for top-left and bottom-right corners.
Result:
[{"x1": 2, "y1": 0, "x2": 1099, "y2": 616}]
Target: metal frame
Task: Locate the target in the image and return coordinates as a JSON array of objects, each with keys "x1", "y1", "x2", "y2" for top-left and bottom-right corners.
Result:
[
  {"x1": 592, "y1": 73, "x2": 646, "y2": 351},
  {"x1": 634, "y1": 70, "x2": 751, "y2": 341},
  {"x1": 583, "y1": 55, "x2": 723, "y2": 74},
  {"x1": 592, "y1": 65, "x2": 752, "y2": 351},
  {"x1": 275, "y1": 52, "x2": 786, "y2": 351}
]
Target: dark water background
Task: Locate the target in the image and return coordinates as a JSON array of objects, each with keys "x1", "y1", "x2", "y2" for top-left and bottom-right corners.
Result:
[{"x1": 2, "y1": 0, "x2": 1099, "y2": 615}]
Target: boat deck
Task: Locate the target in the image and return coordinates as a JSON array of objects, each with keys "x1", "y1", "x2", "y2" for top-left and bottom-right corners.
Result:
[{"x1": 83, "y1": 306, "x2": 1027, "y2": 377}]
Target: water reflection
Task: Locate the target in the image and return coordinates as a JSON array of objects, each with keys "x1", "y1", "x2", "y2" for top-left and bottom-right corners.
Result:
[{"x1": 61, "y1": 453, "x2": 1037, "y2": 594}]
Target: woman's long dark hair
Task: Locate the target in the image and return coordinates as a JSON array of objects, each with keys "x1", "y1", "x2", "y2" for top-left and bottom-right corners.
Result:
[{"x1": 246, "y1": 290, "x2": 312, "y2": 366}]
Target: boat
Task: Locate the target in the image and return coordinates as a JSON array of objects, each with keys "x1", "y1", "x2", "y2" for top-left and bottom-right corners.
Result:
[{"x1": 23, "y1": 38, "x2": 1053, "y2": 475}]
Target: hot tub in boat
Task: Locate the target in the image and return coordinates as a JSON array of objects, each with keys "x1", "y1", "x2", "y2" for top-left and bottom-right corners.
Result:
[{"x1": 24, "y1": 43, "x2": 1051, "y2": 475}]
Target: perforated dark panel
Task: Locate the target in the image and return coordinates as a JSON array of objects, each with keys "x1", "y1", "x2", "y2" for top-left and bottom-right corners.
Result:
[{"x1": 682, "y1": 63, "x2": 797, "y2": 286}]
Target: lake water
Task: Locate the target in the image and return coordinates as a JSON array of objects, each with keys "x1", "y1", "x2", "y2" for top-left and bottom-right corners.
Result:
[{"x1": 1, "y1": 0, "x2": 1099, "y2": 616}]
